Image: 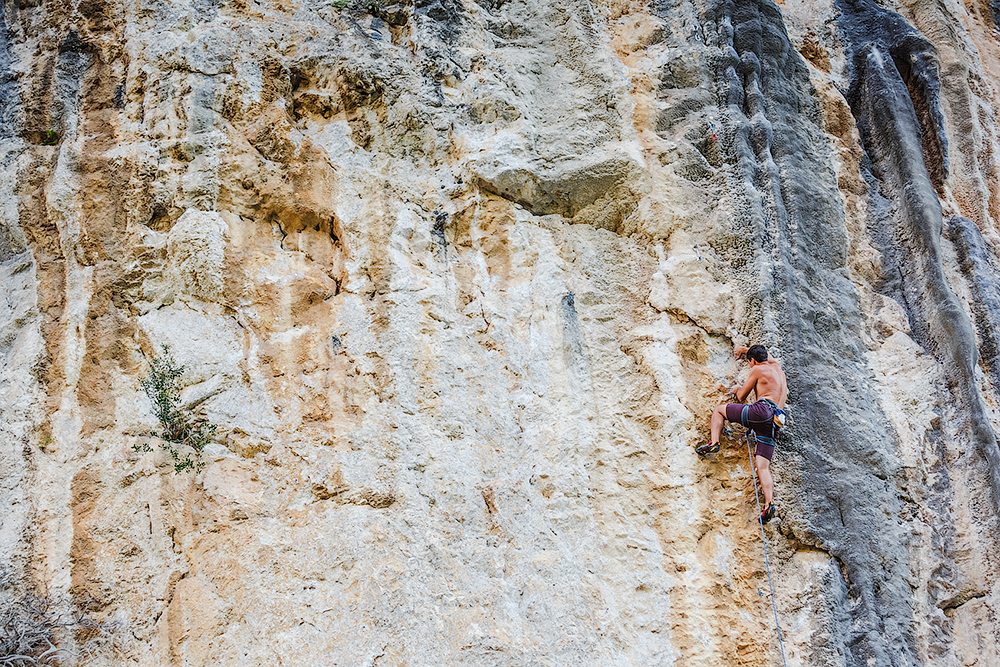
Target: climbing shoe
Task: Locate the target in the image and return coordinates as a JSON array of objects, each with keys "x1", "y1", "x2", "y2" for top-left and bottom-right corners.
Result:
[
  {"x1": 695, "y1": 442, "x2": 720, "y2": 456},
  {"x1": 760, "y1": 503, "x2": 776, "y2": 524}
]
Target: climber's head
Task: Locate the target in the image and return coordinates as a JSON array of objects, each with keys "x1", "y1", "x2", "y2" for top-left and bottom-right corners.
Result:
[{"x1": 746, "y1": 345, "x2": 768, "y2": 364}]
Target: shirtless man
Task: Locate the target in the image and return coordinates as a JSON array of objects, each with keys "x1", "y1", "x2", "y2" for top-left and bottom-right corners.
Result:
[{"x1": 697, "y1": 344, "x2": 788, "y2": 523}]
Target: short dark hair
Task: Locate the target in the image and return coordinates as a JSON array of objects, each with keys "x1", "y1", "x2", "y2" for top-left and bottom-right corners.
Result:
[{"x1": 746, "y1": 345, "x2": 768, "y2": 363}]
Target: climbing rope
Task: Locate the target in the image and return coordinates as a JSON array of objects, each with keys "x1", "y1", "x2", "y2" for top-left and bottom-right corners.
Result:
[{"x1": 746, "y1": 432, "x2": 789, "y2": 667}]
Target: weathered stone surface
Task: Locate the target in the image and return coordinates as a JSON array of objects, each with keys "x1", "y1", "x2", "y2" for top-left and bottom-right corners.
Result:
[{"x1": 1, "y1": 0, "x2": 999, "y2": 665}]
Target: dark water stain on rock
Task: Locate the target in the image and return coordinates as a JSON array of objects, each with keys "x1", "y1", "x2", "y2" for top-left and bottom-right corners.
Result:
[
  {"x1": 836, "y1": 7, "x2": 1000, "y2": 666},
  {"x1": 838, "y1": 0, "x2": 1000, "y2": 512},
  {"x1": 432, "y1": 209, "x2": 448, "y2": 259},
  {"x1": 838, "y1": 0, "x2": 949, "y2": 194},
  {"x1": 0, "y1": 10, "x2": 22, "y2": 262},
  {"x1": 950, "y1": 216, "x2": 1000, "y2": 391},
  {"x1": 698, "y1": 0, "x2": 929, "y2": 662},
  {"x1": 413, "y1": 0, "x2": 464, "y2": 44},
  {"x1": 0, "y1": 9, "x2": 17, "y2": 142},
  {"x1": 560, "y1": 292, "x2": 590, "y2": 387}
]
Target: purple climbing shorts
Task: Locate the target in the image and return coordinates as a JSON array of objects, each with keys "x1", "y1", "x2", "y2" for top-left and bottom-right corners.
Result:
[{"x1": 725, "y1": 401, "x2": 777, "y2": 461}]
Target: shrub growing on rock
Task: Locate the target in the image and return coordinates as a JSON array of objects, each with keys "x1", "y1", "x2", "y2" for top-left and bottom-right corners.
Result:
[{"x1": 139, "y1": 345, "x2": 216, "y2": 473}]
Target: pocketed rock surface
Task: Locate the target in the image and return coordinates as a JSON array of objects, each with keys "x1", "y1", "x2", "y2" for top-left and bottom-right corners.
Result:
[{"x1": 1, "y1": 0, "x2": 999, "y2": 665}]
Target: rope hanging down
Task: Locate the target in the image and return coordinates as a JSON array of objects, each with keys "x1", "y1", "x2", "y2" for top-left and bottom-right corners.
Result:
[{"x1": 746, "y1": 432, "x2": 789, "y2": 667}]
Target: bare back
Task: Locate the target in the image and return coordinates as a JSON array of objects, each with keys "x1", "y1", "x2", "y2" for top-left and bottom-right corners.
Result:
[{"x1": 747, "y1": 360, "x2": 788, "y2": 408}]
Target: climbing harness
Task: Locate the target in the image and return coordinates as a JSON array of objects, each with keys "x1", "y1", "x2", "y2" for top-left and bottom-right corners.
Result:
[
  {"x1": 746, "y1": 431, "x2": 789, "y2": 667},
  {"x1": 739, "y1": 399, "x2": 785, "y2": 455},
  {"x1": 763, "y1": 398, "x2": 787, "y2": 428}
]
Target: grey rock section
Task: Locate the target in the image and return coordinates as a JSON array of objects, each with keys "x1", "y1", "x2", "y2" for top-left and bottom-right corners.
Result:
[
  {"x1": 0, "y1": 1, "x2": 34, "y2": 591},
  {"x1": 413, "y1": 0, "x2": 464, "y2": 43},
  {"x1": 0, "y1": 7, "x2": 22, "y2": 263},
  {"x1": 0, "y1": 8, "x2": 14, "y2": 140},
  {"x1": 837, "y1": 0, "x2": 949, "y2": 191},
  {"x1": 950, "y1": 216, "x2": 1000, "y2": 393},
  {"x1": 836, "y1": 1, "x2": 1000, "y2": 660},
  {"x1": 706, "y1": 0, "x2": 919, "y2": 663},
  {"x1": 838, "y1": 0, "x2": 1000, "y2": 519}
]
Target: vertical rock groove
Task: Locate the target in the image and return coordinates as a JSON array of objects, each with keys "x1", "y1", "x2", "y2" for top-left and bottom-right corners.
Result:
[
  {"x1": 951, "y1": 215, "x2": 1000, "y2": 391},
  {"x1": 837, "y1": 0, "x2": 950, "y2": 193},
  {"x1": 839, "y1": 0, "x2": 1000, "y2": 520}
]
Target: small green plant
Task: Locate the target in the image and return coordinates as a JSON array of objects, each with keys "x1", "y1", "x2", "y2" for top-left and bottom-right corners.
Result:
[
  {"x1": 330, "y1": 0, "x2": 349, "y2": 7},
  {"x1": 40, "y1": 131, "x2": 59, "y2": 146},
  {"x1": 140, "y1": 345, "x2": 216, "y2": 473}
]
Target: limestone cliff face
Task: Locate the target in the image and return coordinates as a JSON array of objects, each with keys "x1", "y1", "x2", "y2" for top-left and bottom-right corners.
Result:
[{"x1": 1, "y1": 0, "x2": 999, "y2": 664}]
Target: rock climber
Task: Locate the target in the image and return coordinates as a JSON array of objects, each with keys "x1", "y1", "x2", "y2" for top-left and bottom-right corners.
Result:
[{"x1": 697, "y1": 344, "x2": 788, "y2": 524}]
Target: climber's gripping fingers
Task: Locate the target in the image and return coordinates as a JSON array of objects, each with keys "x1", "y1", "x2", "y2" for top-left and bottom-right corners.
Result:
[{"x1": 715, "y1": 382, "x2": 741, "y2": 401}]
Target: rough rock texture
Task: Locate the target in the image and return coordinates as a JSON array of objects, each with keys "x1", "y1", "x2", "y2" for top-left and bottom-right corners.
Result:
[{"x1": 1, "y1": 0, "x2": 999, "y2": 665}]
